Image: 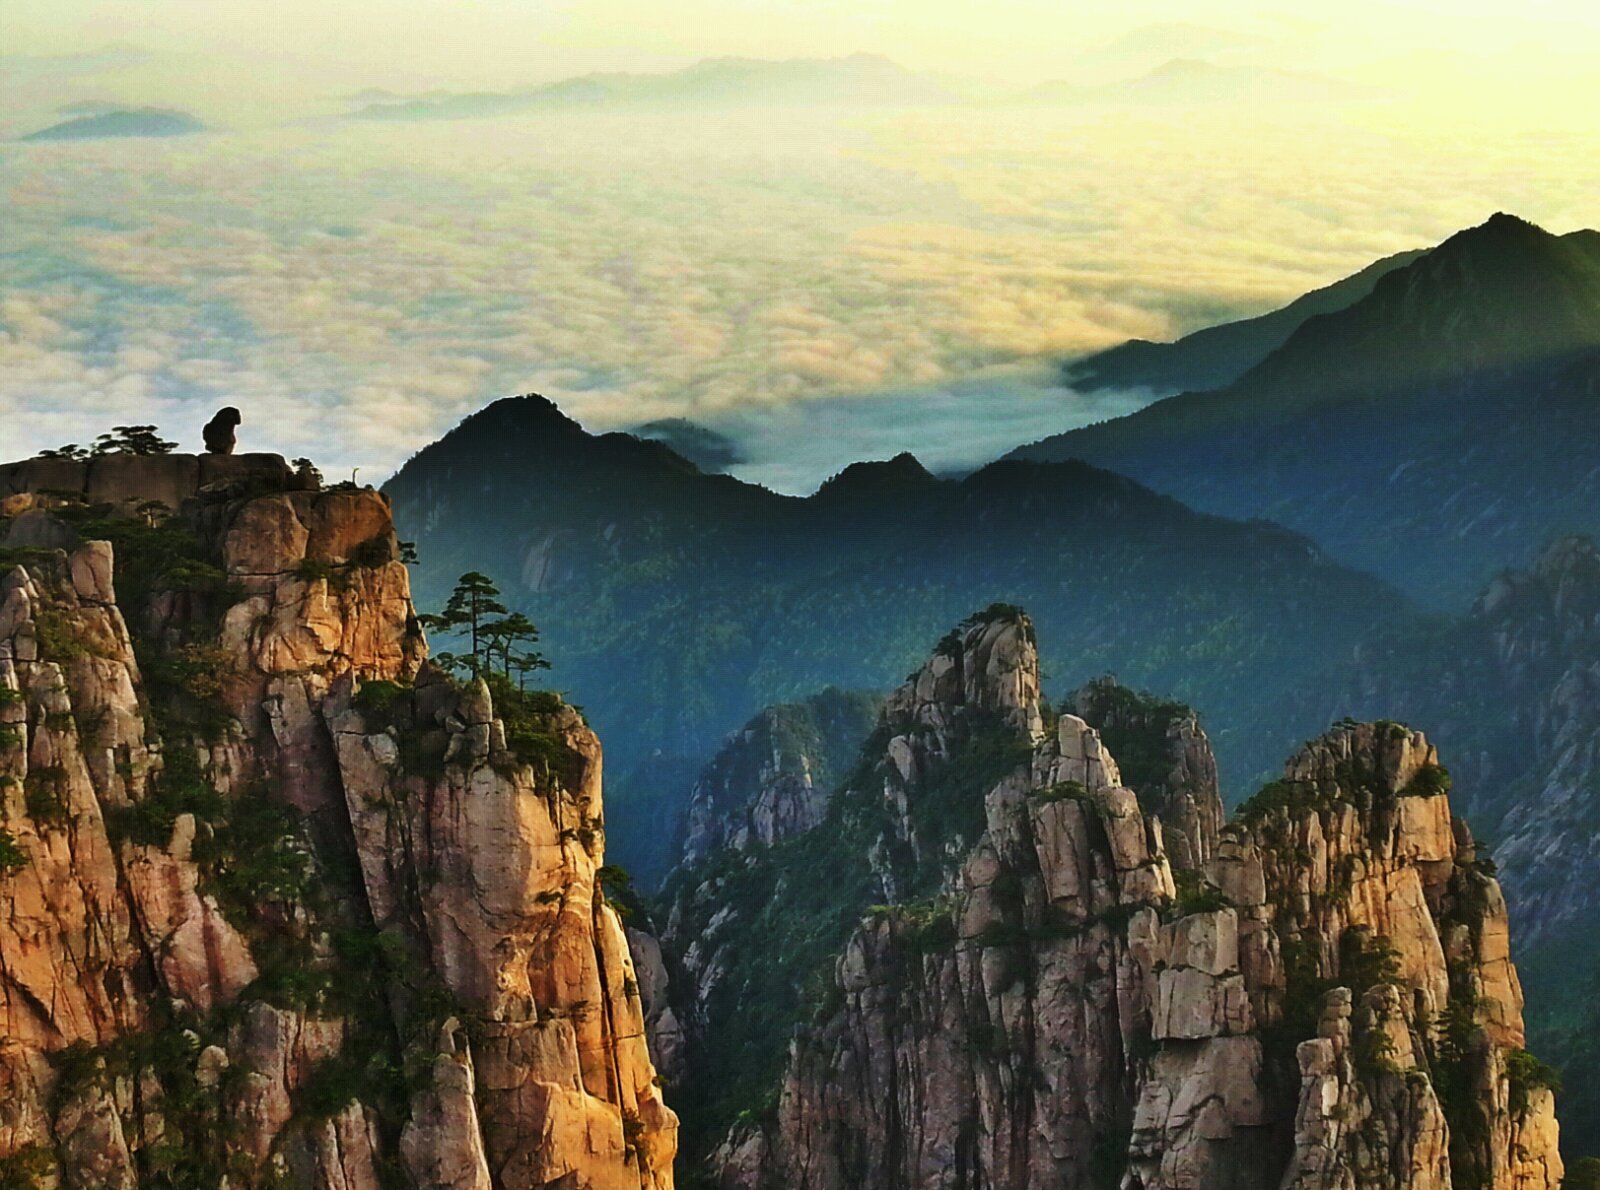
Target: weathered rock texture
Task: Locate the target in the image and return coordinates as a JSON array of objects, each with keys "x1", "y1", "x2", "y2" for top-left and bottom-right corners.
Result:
[
  {"x1": 1328, "y1": 533, "x2": 1600, "y2": 1160},
  {"x1": 0, "y1": 456, "x2": 675, "y2": 1188},
  {"x1": 1337, "y1": 534, "x2": 1600, "y2": 953},
  {"x1": 1459, "y1": 536, "x2": 1600, "y2": 949},
  {"x1": 1069, "y1": 675, "x2": 1225, "y2": 872},
  {"x1": 668, "y1": 610, "x2": 1559, "y2": 1190},
  {"x1": 324, "y1": 671, "x2": 676, "y2": 1188},
  {"x1": 0, "y1": 452, "x2": 297, "y2": 521}
]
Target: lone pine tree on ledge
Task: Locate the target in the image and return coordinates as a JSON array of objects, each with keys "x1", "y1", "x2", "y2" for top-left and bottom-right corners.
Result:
[{"x1": 421, "y1": 571, "x2": 548, "y2": 682}]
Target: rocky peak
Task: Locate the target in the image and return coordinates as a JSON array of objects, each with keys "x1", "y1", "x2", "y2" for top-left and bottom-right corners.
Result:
[
  {"x1": 657, "y1": 609, "x2": 1063, "y2": 1167},
  {"x1": 1200, "y1": 210, "x2": 1600, "y2": 411},
  {"x1": 1459, "y1": 210, "x2": 1550, "y2": 249},
  {"x1": 1472, "y1": 534, "x2": 1600, "y2": 630},
  {"x1": 1283, "y1": 719, "x2": 1441, "y2": 795},
  {"x1": 812, "y1": 452, "x2": 937, "y2": 504},
  {"x1": 1530, "y1": 535, "x2": 1600, "y2": 626},
  {"x1": 676, "y1": 688, "x2": 880, "y2": 865},
  {"x1": 686, "y1": 597, "x2": 1561, "y2": 1190},
  {"x1": 399, "y1": 392, "x2": 701, "y2": 486},
  {"x1": 883, "y1": 604, "x2": 1044, "y2": 744},
  {"x1": 1069, "y1": 675, "x2": 1224, "y2": 870}
]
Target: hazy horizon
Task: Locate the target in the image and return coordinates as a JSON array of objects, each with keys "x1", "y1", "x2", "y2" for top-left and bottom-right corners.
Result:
[{"x1": 3, "y1": 2, "x2": 1598, "y2": 492}]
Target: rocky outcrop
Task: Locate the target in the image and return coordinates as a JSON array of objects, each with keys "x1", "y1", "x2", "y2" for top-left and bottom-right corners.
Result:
[
  {"x1": 627, "y1": 926, "x2": 688, "y2": 1084},
  {"x1": 1330, "y1": 534, "x2": 1600, "y2": 1161},
  {"x1": 0, "y1": 549, "x2": 149, "y2": 1056},
  {"x1": 0, "y1": 458, "x2": 675, "y2": 1187},
  {"x1": 1468, "y1": 536, "x2": 1600, "y2": 948},
  {"x1": 0, "y1": 452, "x2": 298, "y2": 521},
  {"x1": 753, "y1": 708, "x2": 1179, "y2": 1189},
  {"x1": 1337, "y1": 535, "x2": 1600, "y2": 951},
  {"x1": 324, "y1": 670, "x2": 677, "y2": 1188},
  {"x1": 672, "y1": 610, "x2": 1559, "y2": 1190},
  {"x1": 677, "y1": 689, "x2": 879, "y2": 864},
  {"x1": 1204, "y1": 722, "x2": 1558, "y2": 1189},
  {"x1": 1070, "y1": 676, "x2": 1225, "y2": 871}
]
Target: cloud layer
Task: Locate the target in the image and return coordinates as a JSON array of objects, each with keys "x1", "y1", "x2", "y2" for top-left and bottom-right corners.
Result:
[{"x1": 1, "y1": 97, "x2": 1597, "y2": 490}]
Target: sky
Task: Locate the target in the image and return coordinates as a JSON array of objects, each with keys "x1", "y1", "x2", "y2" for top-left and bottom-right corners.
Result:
[
  {"x1": 10, "y1": 0, "x2": 1600, "y2": 91},
  {"x1": 2, "y1": 2, "x2": 1597, "y2": 491}
]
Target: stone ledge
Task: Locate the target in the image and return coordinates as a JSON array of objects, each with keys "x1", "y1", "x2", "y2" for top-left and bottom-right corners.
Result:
[{"x1": 0, "y1": 452, "x2": 296, "y2": 512}]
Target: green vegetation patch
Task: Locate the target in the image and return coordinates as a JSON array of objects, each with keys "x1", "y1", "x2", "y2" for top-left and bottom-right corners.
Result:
[
  {"x1": 1504, "y1": 1049, "x2": 1562, "y2": 1115},
  {"x1": 1402, "y1": 763, "x2": 1452, "y2": 798},
  {"x1": 46, "y1": 1004, "x2": 252, "y2": 1186},
  {"x1": 1071, "y1": 676, "x2": 1194, "y2": 800},
  {"x1": 24, "y1": 766, "x2": 71, "y2": 827},
  {"x1": 0, "y1": 1146, "x2": 53, "y2": 1189},
  {"x1": 104, "y1": 738, "x2": 225, "y2": 846},
  {"x1": 53, "y1": 504, "x2": 240, "y2": 626},
  {"x1": 1170, "y1": 867, "x2": 1233, "y2": 918},
  {"x1": 33, "y1": 607, "x2": 104, "y2": 660},
  {"x1": 1032, "y1": 779, "x2": 1091, "y2": 805},
  {"x1": 0, "y1": 828, "x2": 28, "y2": 876}
]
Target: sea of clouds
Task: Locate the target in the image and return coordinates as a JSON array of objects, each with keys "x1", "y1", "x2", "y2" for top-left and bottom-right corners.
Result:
[{"x1": 2, "y1": 82, "x2": 1598, "y2": 491}]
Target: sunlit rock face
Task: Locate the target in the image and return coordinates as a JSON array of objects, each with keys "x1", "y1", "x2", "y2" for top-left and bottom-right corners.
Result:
[{"x1": 0, "y1": 456, "x2": 676, "y2": 1188}]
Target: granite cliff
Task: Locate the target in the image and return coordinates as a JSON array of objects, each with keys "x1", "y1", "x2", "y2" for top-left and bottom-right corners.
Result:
[
  {"x1": 656, "y1": 608, "x2": 1561, "y2": 1188},
  {"x1": 1326, "y1": 533, "x2": 1600, "y2": 1160},
  {"x1": 0, "y1": 445, "x2": 1573, "y2": 1187},
  {"x1": 0, "y1": 452, "x2": 675, "y2": 1187}
]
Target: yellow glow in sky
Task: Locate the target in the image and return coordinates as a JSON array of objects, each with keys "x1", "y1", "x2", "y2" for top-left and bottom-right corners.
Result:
[{"x1": 6, "y1": 0, "x2": 1600, "y2": 94}]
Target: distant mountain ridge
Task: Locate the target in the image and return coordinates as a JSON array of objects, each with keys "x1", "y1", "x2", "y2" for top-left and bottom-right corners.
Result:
[
  {"x1": 1092, "y1": 56, "x2": 1370, "y2": 104},
  {"x1": 347, "y1": 50, "x2": 1375, "y2": 122},
  {"x1": 1011, "y1": 213, "x2": 1600, "y2": 606},
  {"x1": 351, "y1": 53, "x2": 957, "y2": 120},
  {"x1": 21, "y1": 108, "x2": 206, "y2": 141},
  {"x1": 1012, "y1": 56, "x2": 1370, "y2": 107},
  {"x1": 1068, "y1": 245, "x2": 1427, "y2": 394},
  {"x1": 385, "y1": 394, "x2": 1408, "y2": 881}
]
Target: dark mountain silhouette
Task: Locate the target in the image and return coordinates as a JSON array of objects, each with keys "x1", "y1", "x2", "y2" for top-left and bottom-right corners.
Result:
[
  {"x1": 22, "y1": 108, "x2": 206, "y2": 141},
  {"x1": 1011, "y1": 214, "x2": 1600, "y2": 607},
  {"x1": 1069, "y1": 246, "x2": 1426, "y2": 394}
]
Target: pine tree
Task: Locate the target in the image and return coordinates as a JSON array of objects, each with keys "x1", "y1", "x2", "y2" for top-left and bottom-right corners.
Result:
[
  {"x1": 35, "y1": 444, "x2": 90, "y2": 461},
  {"x1": 92, "y1": 425, "x2": 177, "y2": 456},
  {"x1": 420, "y1": 572, "x2": 509, "y2": 677},
  {"x1": 481, "y1": 611, "x2": 546, "y2": 680}
]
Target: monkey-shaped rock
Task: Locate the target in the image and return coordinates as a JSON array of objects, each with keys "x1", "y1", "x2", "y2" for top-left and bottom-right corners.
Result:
[{"x1": 203, "y1": 407, "x2": 241, "y2": 455}]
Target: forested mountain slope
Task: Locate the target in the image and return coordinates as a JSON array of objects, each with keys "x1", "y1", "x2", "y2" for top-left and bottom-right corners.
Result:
[
  {"x1": 1012, "y1": 215, "x2": 1600, "y2": 607},
  {"x1": 384, "y1": 396, "x2": 1406, "y2": 879}
]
